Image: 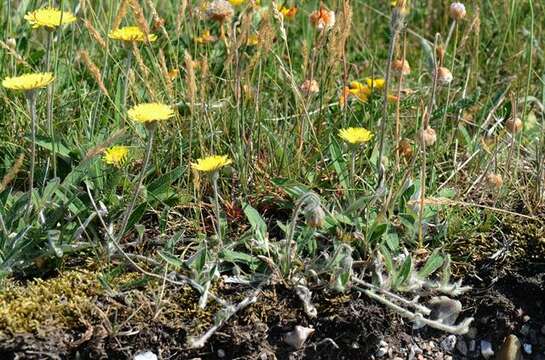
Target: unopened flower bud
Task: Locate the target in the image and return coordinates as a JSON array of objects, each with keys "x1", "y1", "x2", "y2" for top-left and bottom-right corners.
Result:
[
  {"x1": 398, "y1": 138, "x2": 413, "y2": 160},
  {"x1": 505, "y1": 117, "x2": 523, "y2": 134},
  {"x1": 305, "y1": 204, "x2": 325, "y2": 229},
  {"x1": 300, "y1": 79, "x2": 319, "y2": 95},
  {"x1": 6, "y1": 37, "x2": 16, "y2": 49},
  {"x1": 450, "y1": 2, "x2": 466, "y2": 21},
  {"x1": 436, "y1": 67, "x2": 453, "y2": 85},
  {"x1": 392, "y1": 59, "x2": 411, "y2": 76},
  {"x1": 486, "y1": 173, "x2": 503, "y2": 189},
  {"x1": 419, "y1": 127, "x2": 437, "y2": 146}
]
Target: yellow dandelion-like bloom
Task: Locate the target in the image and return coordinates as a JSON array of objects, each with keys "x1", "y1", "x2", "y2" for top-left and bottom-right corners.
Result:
[
  {"x1": 108, "y1": 26, "x2": 157, "y2": 42},
  {"x1": 195, "y1": 29, "x2": 217, "y2": 44},
  {"x1": 103, "y1": 146, "x2": 129, "y2": 167},
  {"x1": 128, "y1": 103, "x2": 175, "y2": 124},
  {"x1": 338, "y1": 127, "x2": 374, "y2": 145},
  {"x1": 24, "y1": 7, "x2": 77, "y2": 29},
  {"x1": 191, "y1": 155, "x2": 232, "y2": 173},
  {"x1": 365, "y1": 78, "x2": 385, "y2": 90},
  {"x1": 228, "y1": 0, "x2": 245, "y2": 6},
  {"x1": 279, "y1": 6, "x2": 298, "y2": 19},
  {"x1": 247, "y1": 34, "x2": 259, "y2": 46},
  {"x1": 2, "y1": 72, "x2": 54, "y2": 91}
]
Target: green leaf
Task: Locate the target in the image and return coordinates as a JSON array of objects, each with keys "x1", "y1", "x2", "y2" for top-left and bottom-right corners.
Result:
[
  {"x1": 47, "y1": 230, "x2": 63, "y2": 257},
  {"x1": 368, "y1": 223, "x2": 388, "y2": 245},
  {"x1": 418, "y1": 249, "x2": 444, "y2": 279},
  {"x1": 220, "y1": 250, "x2": 261, "y2": 270},
  {"x1": 394, "y1": 255, "x2": 412, "y2": 289},
  {"x1": 243, "y1": 202, "x2": 266, "y2": 235},
  {"x1": 158, "y1": 250, "x2": 185, "y2": 269},
  {"x1": 328, "y1": 135, "x2": 350, "y2": 191},
  {"x1": 379, "y1": 244, "x2": 395, "y2": 278}
]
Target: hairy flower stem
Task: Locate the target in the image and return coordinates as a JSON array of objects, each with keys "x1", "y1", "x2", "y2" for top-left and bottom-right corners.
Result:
[
  {"x1": 25, "y1": 91, "x2": 37, "y2": 216},
  {"x1": 211, "y1": 171, "x2": 223, "y2": 248},
  {"x1": 121, "y1": 49, "x2": 133, "y2": 127},
  {"x1": 117, "y1": 124, "x2": 156, "y2": 243},
  {"x1": 394, "y1": 32, "x2": 407, "y2": 171},
  {"x1": 377, "y1": 6, "x2": 405, "y2": 188},
  {"x1": 45, "y1": 30, "x2": 57, "y2": 178}
]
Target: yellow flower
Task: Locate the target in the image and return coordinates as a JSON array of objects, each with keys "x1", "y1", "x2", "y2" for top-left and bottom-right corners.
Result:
[
  {"x1": 365, "y1": 78, "x2": 385, "y2": 90},
  {"x1": 195, "y1": 29, "x2": 217, "y2": 44},
  {"x1": 247, "y1": 34, "x2": 259, "y2": 46},
  {"x1": 338, "y1": 127, "x2": 374, "y2": 145},
  {"x1": 278, "y1": 6, "x2": 298, "y2": 20},
  {"x1": 128, "y1": 103, "x2": 175, "y2": 124},
  {"x1": 103, "y1": 146, "x2": 129, "y2": 167},
  {"x1": 24, "y1": 7, "x2": 77, "y2": 29},
  {"x1": 228, "y1": 0, "x2": 245, "y2": 6},
  {"x1": 108, "y1": 26, "x2": 157, "y2": 42},
  {"x1": 191, "y1": 155, "x2": 232, "y2": 173},
  {"x1": 2, "y1": 72, "x2": 54, "y2": 91}
]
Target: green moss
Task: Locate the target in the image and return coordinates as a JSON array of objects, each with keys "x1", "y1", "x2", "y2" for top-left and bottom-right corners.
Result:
[{"x1": 0, "y1": 270, "x2": 100, "y2": 334}]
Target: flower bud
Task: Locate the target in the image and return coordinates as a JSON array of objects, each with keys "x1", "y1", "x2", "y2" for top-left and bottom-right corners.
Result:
[
  {"x1": 300, "y1": 79, "x2": 319, "y2": 95},
  {"x1": 305, "y1": 204, "x2": 325, "y2": 229},
  {"x1": 449, "y1": 2, "x2": 466, "y2": 21},
  {"x1": 436, "y1": 67, "x2": 453, "y2": 85},
  {"x1": 419, "y1": 127, "x2": 437, "y2": 146},
  {"x1": 6, "y1": 37, "x2": 16, "y2": 49},
  {"x1": 486, "y1": 173, "x2": 503, "y2": 189},
  {"x1": 505, "y1": 117, "x2": 523, "y2": 134},
  {"x1": 398, "y1": 138, "x2": 413, "y2": 160},
  {"x1": 392, "y1": 59, "x2": 411, "y2": 76}
]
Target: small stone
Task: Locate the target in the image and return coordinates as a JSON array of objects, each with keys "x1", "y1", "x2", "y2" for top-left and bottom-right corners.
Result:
[
  {"x1": 456, "y1": 338, "x2": 468, "y2": 355},
  {"x1": 520, "y1": 324, "x2": 530, "y2": 336},
  {"x1": 441, "y1": 335, "x2": 457, "y2": 352},
  {"x1": 522, "y1": 315, "x2": 531, "y2": 323},
  {"x1": 376, "y1": 340, "x2": 388, "y2": 357},
  {"x1": 480, "y1": 340, "x2": 494, "y2": 359},
  {"x1": 523, "y1": 343, "x2": 532, "y2": 354},
  {"x1": 468, "y1": 340, "x2": 476, "y2": 352},
  {"x1": 217, "y1": 349, "x2": 226, "y2": 358},
  {"x1": 496, "y1": 335, "x2": 521, "y2": 360},
  {"x1": 283, "y1": 325, "x2": 315, "y2": 349},
  {"x1": 134, "y1": 352, "x2": 158, "y2": 360},
  {"x1": 444, "y1": 356, "x2": 452, "y2": 360}
]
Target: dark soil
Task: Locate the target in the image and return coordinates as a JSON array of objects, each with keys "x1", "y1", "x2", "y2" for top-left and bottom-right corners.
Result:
[{"x1": 1, "y1": 260, "x2": 544, "y2": 359}]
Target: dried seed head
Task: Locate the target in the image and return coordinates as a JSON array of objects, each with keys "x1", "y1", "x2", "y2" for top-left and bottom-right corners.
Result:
[
  {"x1": 206, "y1": 0, "x2": 234, "y2": 22},
  {"x1": 6, "y1": 37, "x2": 16, "y2": 49},
  {"x1": 505, "y1": 117, "x2": 523, "y2": 134},
  {"x1": 420, "y1": 127, "x2": 437, "y2": 146},
  {"x1": 300, "y1": 79, "x2": 319, "y2": 95},
  {"x1": 392, "y1": 59, "x2": 411, "y2": 76},
  {"x1": 436, "y1": 67, "x2": 453, "y2": 85},
  {"x1": 486, "y1": 173, "x2": 503, "y2": 189},
  {"x1": 449, "y1": 2, "x2": 466, "y2": 21}
]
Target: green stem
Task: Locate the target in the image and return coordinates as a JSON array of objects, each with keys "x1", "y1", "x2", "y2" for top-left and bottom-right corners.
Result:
[
  {"x1": 45, "y1": 30, "x2": 57, "y2": 178},
  {"x1": 121, "y1": 49, "x2": 133, "y2": 127},
  {"x1": 211, "y1": 171, "x2": 223, "y2": 248},
  {"x1": 117, "y1": 124, "x2": 156, "y2": 242},
  {"x1": 25, "y1": 91, "x2": 37, "y2": 216}
]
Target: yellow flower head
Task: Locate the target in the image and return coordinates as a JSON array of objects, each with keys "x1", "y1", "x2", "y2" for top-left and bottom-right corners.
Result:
[
  {"x1": 195, "y1": 29, "x2": 217, "y2": 44},
  {"x1": 365, "y1": 78, "x2": 385, "y2": 90},
  {"x1": 247, "y1": 34, "x2": 259, "y2": 46},
  {"x1": 228, "y1": 0, "x2": 245, "y2": 6},
  {"x1": 338, "y1": 127, "x2": 374, "y2": 145},
  {"x1": 24, "y1": 7, "x2": 77, "y2": 29},
  {"x1": 128, "y1": 103, "x2": 175, "y2": 124},
  {"x1": 103, "y1": 146, "x2": 129, "y2": 167},
  {"x1": 278, "y1": 6, "x2": 298, "y2": 19},
  {"x1": 2, "y1": 72, "x2": 54, "y2": 91},
  {"x1": 108, "y1": 26, "x2": 157, "y2": 42},
  {"x1": 191, "y1": 155, "x2": 232, "y2": 173}
]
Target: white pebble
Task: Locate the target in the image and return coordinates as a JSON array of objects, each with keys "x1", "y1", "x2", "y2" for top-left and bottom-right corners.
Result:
[
  {"x1": 523, "y1": 343, "x2": 532, "y2": 354},
  {"x1": 134, "y1": 351, "x2": 158, "y2": 360},
  {"x1": 440, "y1": 335, "x2": 457, "y2": 352},
  {"x1": 480, "y1": 340, "x2": 494, "y2": 359}
]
